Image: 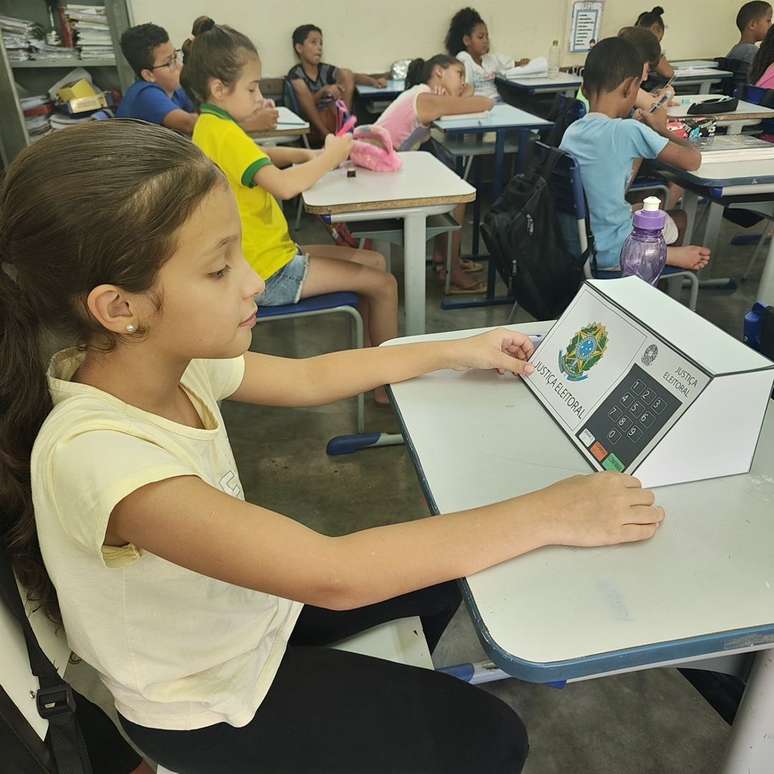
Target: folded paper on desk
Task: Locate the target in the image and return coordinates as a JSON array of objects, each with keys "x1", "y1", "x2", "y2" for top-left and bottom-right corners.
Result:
[{"x1": 503, "y1": 57, "x2": 548, "y2": 79}]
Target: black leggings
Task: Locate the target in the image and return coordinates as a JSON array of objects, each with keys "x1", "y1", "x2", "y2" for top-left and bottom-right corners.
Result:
[{"x1": 120, "y1": 582, "x2": 528, "y2": 773}]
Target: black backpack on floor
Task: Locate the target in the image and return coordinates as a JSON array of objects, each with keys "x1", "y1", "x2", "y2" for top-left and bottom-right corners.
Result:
[
  {"x1": 481, "y1": 146, "x2": 587, "y2": 321},
  {"x1": 0, "y1": 547, "x2": 92, "y2": 774}
]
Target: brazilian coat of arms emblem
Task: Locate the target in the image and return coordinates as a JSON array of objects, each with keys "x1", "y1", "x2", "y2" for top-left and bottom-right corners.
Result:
[{"x1": 558, "y1": 322, "x2": 608, "y2": 382}]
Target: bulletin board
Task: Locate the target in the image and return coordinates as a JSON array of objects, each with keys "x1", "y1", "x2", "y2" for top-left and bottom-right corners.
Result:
[{"x1": 569, "y1": 0, "x2": 604, "y2": 53}]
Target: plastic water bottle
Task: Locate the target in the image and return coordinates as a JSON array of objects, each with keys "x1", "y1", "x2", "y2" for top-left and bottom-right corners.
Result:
[
  {"x1": 620, "y1": 196, "x2": 668, "y2": 285},
  {"x1": 548, "y1": 40, "x2": 560, "y2": 77}
]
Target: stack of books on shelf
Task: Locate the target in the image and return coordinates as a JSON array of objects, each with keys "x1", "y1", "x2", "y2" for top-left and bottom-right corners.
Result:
[
  {"x1": 0, "y1": 14, "x2": 42, "y2": 62},
  {"x1": 20, "y1": 94, "x2": 54, "y2": 141},
  {"x1": 63, "y1": 4, "x2": 114, "y2": 60}
]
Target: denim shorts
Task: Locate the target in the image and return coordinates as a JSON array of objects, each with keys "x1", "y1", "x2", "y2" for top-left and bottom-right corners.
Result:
[{"x1": 259, "y1": 252, "x2": 309, "y2": 306}]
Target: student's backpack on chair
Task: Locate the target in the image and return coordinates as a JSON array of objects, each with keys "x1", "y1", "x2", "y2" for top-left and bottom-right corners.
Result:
[
  {"x1": 0, "y1": 546, "x2": 92, "y2": 773},
  {"x1": 481, "y1": 145, "x2": 586, "y2": 321}
]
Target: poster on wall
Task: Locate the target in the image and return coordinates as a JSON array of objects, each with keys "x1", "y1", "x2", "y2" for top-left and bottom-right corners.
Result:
[{"x1": 569, "y1": 0, "x2": 604, "y2": 53}]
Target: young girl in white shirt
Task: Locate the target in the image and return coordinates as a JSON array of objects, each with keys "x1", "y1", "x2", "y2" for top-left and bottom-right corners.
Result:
[
  {"x1": 445, "y1": 7, "x2": 530, "y2": 101},
  {"x1": 0, "y1": 120, "x2": 664, "y2": 774}
]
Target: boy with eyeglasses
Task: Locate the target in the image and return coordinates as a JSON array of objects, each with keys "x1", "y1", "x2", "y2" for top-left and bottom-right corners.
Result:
[{"x1": 117, "y1": 23, "x2": 277, "y2": 135}]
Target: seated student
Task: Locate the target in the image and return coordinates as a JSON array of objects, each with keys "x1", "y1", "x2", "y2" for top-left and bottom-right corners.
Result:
[
  {"x1": 751, "y1": 24, "x2": 774, "y2": 85},
  {"x1": 182, "y1": 18, "x2": 397, "y2": 401},
  {"x1": 377, "y1": 54, "x2": 494, "y2": 293},
  {"x1": 288, "y1": 24, "x2": 387, "y2": 142},
  {"x1": 561, "y1": 37, "x2": 711, "y2": 274},
  {"x1": 728, "y1": 1, "x2": 773, "y2": 74},
  {"x1": 444, "y1": 7, "x2": 529, "y2": 101},
  {"x1": 0, "y1": 118, "x2": 665, "y2": 774},
  {"x1": 635, "y1": 7, "x2": 674, "y2": 80},
  {"x1": 117, "y1": 22, "x2": 277, "y2": 135}
]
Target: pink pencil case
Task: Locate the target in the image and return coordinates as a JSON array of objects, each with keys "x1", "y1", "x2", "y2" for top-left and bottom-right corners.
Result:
[{"x1": 349, "y1": 124, "x2": 403, "y2": 172}]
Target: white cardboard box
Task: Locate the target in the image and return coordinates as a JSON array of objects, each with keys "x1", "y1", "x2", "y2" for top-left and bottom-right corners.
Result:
[{"x1": 523, "y1": 277, "x2": 774, "y2": 487}]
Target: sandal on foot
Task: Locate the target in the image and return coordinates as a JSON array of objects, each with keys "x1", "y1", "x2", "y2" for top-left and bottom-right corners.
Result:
[
  {"x1": 461, "y1": 259, "x2": 484, "y2": 273},
  {"x1": 445, "y1": 280, "x2": 487, "y2": 295}
]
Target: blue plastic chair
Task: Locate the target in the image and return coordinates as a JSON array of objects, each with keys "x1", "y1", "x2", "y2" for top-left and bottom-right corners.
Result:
[
  {"x1": 537, "y1": 143, "x2": 699, "y2": 310},
  {"x1": 258, "y1": 292, "x2": 403, "y2": 454}
]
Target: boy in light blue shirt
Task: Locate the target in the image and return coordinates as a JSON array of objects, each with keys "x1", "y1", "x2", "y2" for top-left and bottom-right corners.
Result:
[{"x1": 561, "y1": 37, "x2": 710, "y2": 273}]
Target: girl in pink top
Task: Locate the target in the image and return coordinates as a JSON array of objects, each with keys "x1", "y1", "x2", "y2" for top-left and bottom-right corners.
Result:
[
  {"x1": 752, "y1": 25, "x2": 774, "y2": 88},
  {"x1": 377, "y1": 55, "x2": 493, "y2": 293}
]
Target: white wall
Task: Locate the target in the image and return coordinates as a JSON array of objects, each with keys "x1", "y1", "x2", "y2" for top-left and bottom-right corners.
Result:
[{"x1": 128, "y1": 0, "x2": 740, "y2": 77}]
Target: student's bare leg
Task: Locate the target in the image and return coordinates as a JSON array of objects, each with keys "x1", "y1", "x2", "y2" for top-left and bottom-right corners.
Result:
[
  {"x1": 301, "y1": 245, "x2": 398, "y2": 402},
  {"x1": 665, "y1": 209, "x2": 710, "y2": 270},
  {"x1": 291, "y1": 80, "x2": 334, "y2": 141},
  {"x1": 433, "y1": 204, "x2": 483, "y2": 290}
]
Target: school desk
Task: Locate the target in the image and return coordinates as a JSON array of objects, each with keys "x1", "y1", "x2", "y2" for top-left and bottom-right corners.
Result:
[
  {"x1": 302, "y1": 151, "x2": 475, "y2": 335},
  {"x1": 432, "y1": 104, "x2": 553, "y2": 306},
  {"x1": 668, "y1": 94, "x2": 774, "y2": 134},
  {"x1": 355, "y1": 79, "x2": 405, "y2": 101},
  {"x1": 672, "y1": 67, "x2": 733, "y2": 95},
  {"x1": 249, "y1": 106, "x2": 310, "y2": 142},
  {"x1": 495, "y1": 73, "x2": 583, "y2": 98},
  {"x1": 655, "y1": 150, "x2": 774, "y2": 303},
  {"x1": 387, "y1": 319, "x2": 774, "y2": 774}
]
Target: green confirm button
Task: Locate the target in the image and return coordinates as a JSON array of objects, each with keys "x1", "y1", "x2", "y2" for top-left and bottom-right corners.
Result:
[{"x1": 602, "y1": 453, "x2": 625, "y2": 472}]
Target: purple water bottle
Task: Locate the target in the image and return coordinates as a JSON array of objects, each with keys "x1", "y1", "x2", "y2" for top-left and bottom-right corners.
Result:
[{"x1": 620, "y1": 196, "x2": 668, "y2": 285}]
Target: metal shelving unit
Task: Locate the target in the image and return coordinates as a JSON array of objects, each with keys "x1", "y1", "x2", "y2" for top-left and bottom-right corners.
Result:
[{"x1": 0, "y1": 0, "x2": 132, "y2": 166}]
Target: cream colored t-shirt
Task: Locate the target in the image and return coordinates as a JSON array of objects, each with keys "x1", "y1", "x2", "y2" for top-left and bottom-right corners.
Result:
[{"x1": 31, "y1": 349, "x2": 302, "y2": 730}]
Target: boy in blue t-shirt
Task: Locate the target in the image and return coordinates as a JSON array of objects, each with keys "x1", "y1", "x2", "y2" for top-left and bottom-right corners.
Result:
[
  {"x1": 117, "y1": 23, "x2": 277, "y2": 136},
  {"x1": 561, "y1": 37, "x2": 710, "y2": 272}
]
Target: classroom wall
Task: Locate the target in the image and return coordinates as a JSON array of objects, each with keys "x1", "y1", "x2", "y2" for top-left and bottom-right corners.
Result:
[{"x1": 128, "y1": 0, "x2": 742, "y2": 77}]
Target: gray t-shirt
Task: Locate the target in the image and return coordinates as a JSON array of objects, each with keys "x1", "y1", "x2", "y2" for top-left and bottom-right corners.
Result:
[{"x1": 727, "y1": 41, "x2": 758, "y2": 67}]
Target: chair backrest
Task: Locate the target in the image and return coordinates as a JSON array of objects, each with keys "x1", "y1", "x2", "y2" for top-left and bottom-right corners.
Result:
[
  {"x1": 544, "y1": 94, "x2": 586, "y2": 147},
  {"x1": 715, "y1": 57, "x2": 750, "y2": 96},
  {"x1": 534, "y1": 141, "x2": 592, "y2": 277},
  {"x1": 282, "y1": 77, "x2": 303, "y2": 115},
  {"x1": 737, "y1": 82, "x2": 774, "y2": 108}
]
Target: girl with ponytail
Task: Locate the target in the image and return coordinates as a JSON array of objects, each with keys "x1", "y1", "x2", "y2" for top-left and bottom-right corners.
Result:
[
  {"x1": 0, "y1": 119, "x2": 662, "y2": 773},
  {"x1": 635, "y1": 6, "x2": 675, "y2": 79}
]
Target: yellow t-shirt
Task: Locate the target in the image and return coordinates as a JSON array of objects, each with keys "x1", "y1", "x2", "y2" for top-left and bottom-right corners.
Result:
[
  {"x1": 31, "y1": 349, "x2": 302, "y2": 730},
  {"x1": 193, "y1": 104, "x2": 297, "y2": 281}
]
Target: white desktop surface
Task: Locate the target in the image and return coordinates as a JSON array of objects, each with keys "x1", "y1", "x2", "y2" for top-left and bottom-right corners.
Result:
[
  {"x1": 303, "y1": 151, "x2": 474, "y2": 214},
  {"x1": 434, "y1": 103, "x2": 551, "y2": 132},
  {"x1": 357, "y1": 80, "x2": 405, "y2": 96},
  {"x1": 388, "y1": 322, "x2": 774, "y2": 676}
]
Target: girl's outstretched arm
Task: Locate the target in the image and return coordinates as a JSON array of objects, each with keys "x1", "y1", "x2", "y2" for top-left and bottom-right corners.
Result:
[
  {"x1": 229, "y1": 328, "x2": 535, "y2": 407},
  {"x1": 109, "y1": 471, "x2": 664, "y2": 610}
]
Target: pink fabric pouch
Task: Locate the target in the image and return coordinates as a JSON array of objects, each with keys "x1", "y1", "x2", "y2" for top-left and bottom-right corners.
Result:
[{"x1": 349, "y1": 125, "x2": 403, "y2": 172}]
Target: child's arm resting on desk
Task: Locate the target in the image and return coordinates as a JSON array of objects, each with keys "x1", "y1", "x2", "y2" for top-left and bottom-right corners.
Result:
[
  {"x1": 253, "y1": 134, "x2": 351, "y2": 200},
  {"x1": 262, "y1": 146, "x2": 318, "y2": 168},
  {"x1": 229, "y1": 328, "x2": 535, "y2": 407},
  {"x1": 162, "y1": 109, "x2": 198, "y2": 135},
  {"x1": 416, "y1": 94, "x2": 495, "y2": 124},
  {"x1": 109, "y1": 471, "x2": 663, "y2": 610},
  {"x1": 638, "y1": 108, "x2": 701, "y2": 171}
]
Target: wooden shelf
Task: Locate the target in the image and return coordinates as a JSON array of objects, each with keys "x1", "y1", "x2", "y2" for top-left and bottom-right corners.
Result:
[{"x1": 12, "y1": 58, "x2": 116, "y2": 69}]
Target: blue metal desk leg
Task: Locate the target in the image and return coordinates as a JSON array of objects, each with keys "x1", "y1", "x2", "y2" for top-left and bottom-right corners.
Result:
[{"x1": 327, "y1": 432, "x2": 404, "y2": 455}]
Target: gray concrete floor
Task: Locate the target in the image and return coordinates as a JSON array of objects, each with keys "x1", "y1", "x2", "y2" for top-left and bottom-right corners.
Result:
[{"x1": 220, "y1": 207, "x2": 764, "y2": 774}]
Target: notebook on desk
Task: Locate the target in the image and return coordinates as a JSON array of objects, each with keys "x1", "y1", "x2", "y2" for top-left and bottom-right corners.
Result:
[{"x1": 697, "y1": 134, "x2": 774, "y2": 163}]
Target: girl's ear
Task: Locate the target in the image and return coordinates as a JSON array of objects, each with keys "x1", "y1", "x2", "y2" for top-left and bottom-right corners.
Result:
[
  {"x1": 462, "y1": 34, "x2": 472, "y2": 49},
  {"x1": 86, "y1": 285, "x2": 138, "y2": 335},
  {"x1": 209, "y1": 77, "x2": 226, "y2": 100}
]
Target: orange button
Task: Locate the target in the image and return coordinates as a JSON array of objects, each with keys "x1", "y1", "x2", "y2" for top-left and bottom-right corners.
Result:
[{"x1": 590, "y1": 442, "x2": 608, "y2": 462}]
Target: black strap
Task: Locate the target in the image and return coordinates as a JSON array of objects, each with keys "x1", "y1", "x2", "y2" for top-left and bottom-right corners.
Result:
[{"x1": 0, "y1": 554, "x2": 92, "y2": 774}]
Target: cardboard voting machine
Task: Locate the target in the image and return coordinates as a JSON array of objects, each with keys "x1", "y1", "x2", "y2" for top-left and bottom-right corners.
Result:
[{"x1": 523, "y1": 277, "x2": 774, "y2": 487}]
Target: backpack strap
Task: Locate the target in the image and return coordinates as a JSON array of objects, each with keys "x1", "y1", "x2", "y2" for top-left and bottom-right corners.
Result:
[{"x1": 0, "y1": 554, "x2": 92, "y2": 774}]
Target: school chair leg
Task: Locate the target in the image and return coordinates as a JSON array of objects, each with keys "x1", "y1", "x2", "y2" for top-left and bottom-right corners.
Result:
[
  {"x1": 294, "y1": 197, "x2": 304, "y2": 231},
  {"x1": 743, "y1": 220, "x2": 774, "y2": 281}
]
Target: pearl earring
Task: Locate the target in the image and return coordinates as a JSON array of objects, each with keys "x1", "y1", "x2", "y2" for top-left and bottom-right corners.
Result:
[{"x1": 126, "y1": 324, "x2": 137, "y2": 334}]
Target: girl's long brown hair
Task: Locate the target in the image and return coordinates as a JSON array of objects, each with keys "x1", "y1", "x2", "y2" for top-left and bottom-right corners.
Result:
[{"x1": 0, "y1": 120, "x2": 221, "y2": 622}]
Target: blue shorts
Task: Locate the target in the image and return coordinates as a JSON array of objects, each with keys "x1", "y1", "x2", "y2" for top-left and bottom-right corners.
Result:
[{"x1": 259, "y1": 252, "x2": 309, "y2": 306}]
